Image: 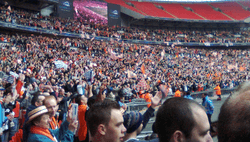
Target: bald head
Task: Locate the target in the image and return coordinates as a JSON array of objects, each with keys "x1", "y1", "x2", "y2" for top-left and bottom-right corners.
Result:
[{"x1": 43, "y1": 96, "x2": 58, "y2": 118}]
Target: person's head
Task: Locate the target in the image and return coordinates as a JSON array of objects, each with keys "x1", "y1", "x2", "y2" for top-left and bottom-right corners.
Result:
[
  {"x1": 155, "y1": 97, "x2": 212, "y2": 142},
  {"x1": 75, "y1": 95, "x2": 87, "y2": 105},
  {"x1": 0, "y1": 86, "x2": 5, "y2": 98},
  {"x1": 123, "y1": 111, "x2": 143, "y2": 134},
  {"x1": 86, "y1": 99, "x2": 126, "y2": 142},
  {"x1": 202, "y1": 93, "x2": 208, "y2": 98},
  {"x1": 3, "y1": 92, "x2": 12, "y2": 104},
  {"x1": 218, "y1": 81, "x2": 250, "y2": 142},
  {"x1": 31, "y1": 94, "x2": 45, "y2": 107},
  {"x1": 59, "y1": 88, "x2": 65, "y2": 96},
  {"x1": 27, "y1": 105, "x2": 51, "y2": 129},
  {"x1": 43, "y1": 95, "x2": 58, "y2": 118}
]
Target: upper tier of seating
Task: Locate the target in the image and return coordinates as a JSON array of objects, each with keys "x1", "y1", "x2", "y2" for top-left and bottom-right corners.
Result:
[
  {"x1": 239, "y1": 1, "x2": 250, "y2": 8},
  {"x1": 183, "y1": 3, "x2": 231, "y2": 20},
  {"x1": 106, "y1": 0, "x2": 250, "y2": 21},
  {"x1": 128, "y1": 1, "x2": 175, "y2": 18},
  {"x1": 210, "y1": 2, "x2": 250, "y2": 20},
  {"x1": 158, "y1": 3, "x2": 203, "y2": 20},
  {"x1": 104, "y1": 0, "x2": 146, "y2": 15}
]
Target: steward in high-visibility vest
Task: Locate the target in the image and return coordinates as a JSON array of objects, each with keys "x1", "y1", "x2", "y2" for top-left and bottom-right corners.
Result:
[{"x1": 214, "y1": 84, "x2": 221, "y2": 101}]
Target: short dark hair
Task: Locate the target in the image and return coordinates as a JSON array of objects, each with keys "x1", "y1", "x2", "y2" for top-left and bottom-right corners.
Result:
[
  {"x1": 75, "y1": 95, "x2": 82, "y2": 105},
  {"x1": 218, "y1": 89, "x2": 250, "y2": 142},
  {"x1": 155, "y1": 97, "x2": 203, "y2": 142},
  {"x1": 31, "y1": 92, "x2": 43, "y2": 106},
  {"x1": 86, "y1": 99, "x2": 120, "y2": 136}
]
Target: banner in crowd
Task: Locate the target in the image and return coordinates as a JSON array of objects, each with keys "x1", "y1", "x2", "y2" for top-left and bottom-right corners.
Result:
[
  {"x1": 84, "y1": 70, "x2": 95, "y2": 84},
  {"x1": 54, "y1": 60, "x2": 68, "y2": 69},
  {"x1": 0, "y1": 71, "x2": 15, "y2": 84},
  {"x1": 0, "y1": 42, "x2": 10, "y2": 47}
]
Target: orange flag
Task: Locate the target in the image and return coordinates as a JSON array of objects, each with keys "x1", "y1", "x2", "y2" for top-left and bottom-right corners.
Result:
[{"x1": 141, "y1": 64, "x2": 145, "y2": 74}]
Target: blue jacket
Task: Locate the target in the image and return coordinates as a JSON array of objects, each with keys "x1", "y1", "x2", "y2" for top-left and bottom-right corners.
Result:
[
  {"x1": 202, "y1": 96, "x2": 214, "y2": 115},
  {"x1": 27, "y1": 121, "x2": 74, "y2": 142},
  {"x1": 184, "y1": 95, "x2": 193, "y2": 100}
]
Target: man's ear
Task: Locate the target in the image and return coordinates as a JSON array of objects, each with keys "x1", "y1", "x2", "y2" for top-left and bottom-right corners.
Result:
[
  {"x1": 172, "y1": 130, "x2": 186, "y2": 142},
  {"x1": 35, "y1": 101, "x2": 39, "y2": 107},
  {"x1": 97, "y1": 124, "x2": 106, "y2": 136}
]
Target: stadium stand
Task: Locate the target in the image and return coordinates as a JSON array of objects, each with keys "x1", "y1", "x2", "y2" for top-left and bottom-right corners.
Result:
[
  {"x1": 1, "y1": 1, "x2": 250, "y2": 141},
  {"x1": 157, "y1": 3, "x2": 203, "y2": 20},
  {"x1": 182, "y1": 3, "x2": 232, "y2": 21},
  {"x1": 128, "y1": 1, "x2": 175, "y2": 18},
  {"x1": 239, "y1": 1, "x2": 250, "y2": 8},
  {"x1": 104, "y1": 0, "x2": 146, "y2": 15},
  {"x1": 210, "y1": 2, "x2": 250, "y2": 20}
]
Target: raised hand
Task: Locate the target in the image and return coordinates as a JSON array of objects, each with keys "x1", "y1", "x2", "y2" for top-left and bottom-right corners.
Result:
[{"x1": 151, "y1": 91, "x2": 162, "y2": 109}]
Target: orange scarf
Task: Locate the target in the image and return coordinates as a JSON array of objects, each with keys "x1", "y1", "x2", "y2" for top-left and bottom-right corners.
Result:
[
  {"x1": 30, "y1": 126, "x2": 56, "y2": 141},
  {"x1": 49, "y1": 117, "x2": 59, "y2": 130}
]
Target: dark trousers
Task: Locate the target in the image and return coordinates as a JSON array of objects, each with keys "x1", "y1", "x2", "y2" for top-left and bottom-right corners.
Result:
[{"x1": 207, "y1": 113, "x2": 214, "y2": 132}]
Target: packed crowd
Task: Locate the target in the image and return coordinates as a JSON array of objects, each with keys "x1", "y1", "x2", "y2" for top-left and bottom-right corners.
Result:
[
  {"x1": 0, "y1": 3, "x2": 250, "y2": 44},
  {"x1": 0, "y1": 29, "x2": 248, "y2": 141},
  {"x1": 0, "y1": 2, "x2": 249, "y2": 142}
]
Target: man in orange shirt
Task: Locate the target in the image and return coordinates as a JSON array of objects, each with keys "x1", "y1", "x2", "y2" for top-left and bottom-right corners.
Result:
[
  {"x1": 44, "y1": 96, "x2": 59, "y2": 129},
  {"x1": 75, "y1": 95, "x2": 88, "y2": 142},
  {"x1": 174, "y1": 88, "x2": 181, "y2": 97},
  {"x1": 214, "y1": 84, "x2": 221, "y2": 101}
]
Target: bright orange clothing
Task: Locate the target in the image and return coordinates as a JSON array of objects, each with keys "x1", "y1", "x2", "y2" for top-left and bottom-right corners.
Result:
[
  {"x1": 174, "y1": 90, "x2": 181, "y2": 97},
  {"x1": 30, "y1": 126, "x2": 56, "y2": 141},
  {"x1": 13, "y1": 101, "x2": 20, "y2": 118},
  {"x1": 78, "y1": 105, "x2": 88, "y2": 141},
  {"x1": 214, "y1": 85, "x2": 221, "y2": 95},
  {"x1": 139, "y1": 91, "x2": 144, "y2": 98},
  {"x1": 49, "y1": 117, "x2": 59, "y2": 129},
  {"x1": 144, "y1": 93, "x2": 152, "y2": 108},
  {"x1": 16, "y1": 80, "x2": 23, "y2": 97}
]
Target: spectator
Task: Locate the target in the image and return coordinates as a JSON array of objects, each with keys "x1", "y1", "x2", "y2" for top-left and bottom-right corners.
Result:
[
  {"x1": 218, "y1": 81, "x2": 250, "y2": 142},
  {"x1": 43, "y1": 96, "x2": 59, "y2": 129},
  {"x1": 123, "y1": 91, "x2": 162, "y2": 142},
  {"x1": 23, "y1": 93, "x2": 45, "y2": 142},
  {"x1": 26, "y1": 105, "x2": 78, "y2": 142},
  {"x1": 86, "y1": 99, "x2": 126, "y2": 142},
  {"x1": 2, "y1": 91, "x2": 15, "y2": 142},
  {"x1": 155, "y1": 97, "x2": 213, "y2": 142},
  {"x1": 75, "y1": 95, "x2": 88, "y2": 142}
]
